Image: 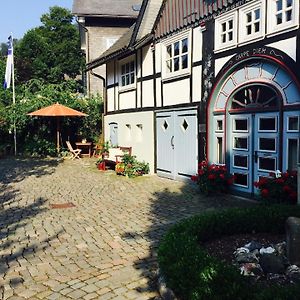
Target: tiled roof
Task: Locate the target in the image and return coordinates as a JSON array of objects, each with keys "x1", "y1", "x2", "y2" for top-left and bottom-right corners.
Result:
[
  {"x1": 72, "y1": 0, "x2": 142, "y2": 17},
  {"x1": 86, "y1": 0, "x2": 164, "y2": 69}
]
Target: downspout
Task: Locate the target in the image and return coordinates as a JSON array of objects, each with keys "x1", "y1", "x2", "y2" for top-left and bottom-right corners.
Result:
[
  {"x1": 90, "y1": 70, "x2": 107, "y2": 139},
  {"x1": 76, "y1": 17, "x2": 90, "y2": 96}
]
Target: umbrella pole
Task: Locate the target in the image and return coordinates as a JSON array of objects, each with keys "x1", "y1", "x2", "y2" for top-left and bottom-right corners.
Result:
[{"x1": 57, "y1": 117, "x2": 60, "y2": 153}]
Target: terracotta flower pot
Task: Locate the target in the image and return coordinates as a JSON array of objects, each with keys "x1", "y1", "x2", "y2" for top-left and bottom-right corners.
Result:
[{"x1": 97, "y1": 162, "x2": 106, "y2": 171}]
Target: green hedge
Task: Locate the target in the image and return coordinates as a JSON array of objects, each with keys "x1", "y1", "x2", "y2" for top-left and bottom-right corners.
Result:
[{"x1": 158, "y1": 205, "x2": 300, "y2": 300}]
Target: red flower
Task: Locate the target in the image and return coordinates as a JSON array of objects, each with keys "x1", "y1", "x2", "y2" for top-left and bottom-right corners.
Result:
[
  {"x1": 258, "y1": 177, "x2": 267, "y2": 186},
  {"x1": 227, "y1": 178, "x2": 234, "y2": 185},
  {"x1": 269, "y1": 172, "x2": 275, "y2": 177},
  {"x1": 191, "y1": 175, "x2": 198, "y2": 182},
  {"x1": 208, "y1": 174, "x2": 216, "y2": 180},
  {"x1": 219, "y1": 173, "x2": 225, "y2": 179},
  {"x1": 283, "y1": 185, "x2": 292, "y2": 193},
  {"x1": 198, "y1": 169, "x2": 205, "y2": 176},
  {"x1": 261, "y1": 189, "x2": 269, "y2": 198},
  {"x1": 275, "y1": 178, "x2": 285, "y2": 184},
  {"x1": 254, "y1": 181, "x2": 260, "y2": 188},
  {"x1": 282, "y1": 172, "x2": 289, "y2": 179}
]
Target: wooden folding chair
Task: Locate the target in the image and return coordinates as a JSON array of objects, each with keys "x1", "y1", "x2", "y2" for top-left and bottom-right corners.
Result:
[{"x1": 66, "y1": 141, "x2": 81, "y2": 160}]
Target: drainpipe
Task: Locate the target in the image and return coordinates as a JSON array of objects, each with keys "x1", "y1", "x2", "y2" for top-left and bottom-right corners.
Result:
[
  {"x1": 76, "y1": 17, "x2": 90, "y2": 96},
  {"x1": 90, "y1": 70, "x2": 107, "y2": 140}
]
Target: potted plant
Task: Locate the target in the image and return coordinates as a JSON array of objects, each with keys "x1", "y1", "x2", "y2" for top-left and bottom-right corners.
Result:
[{"x1": 96, "y1": 158, "x2": 106, "y2": 171}]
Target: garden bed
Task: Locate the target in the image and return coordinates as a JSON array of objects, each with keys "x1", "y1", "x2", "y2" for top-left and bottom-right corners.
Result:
[{"x1": 158, "y1": 205, "x2": 300, "y2": 300}]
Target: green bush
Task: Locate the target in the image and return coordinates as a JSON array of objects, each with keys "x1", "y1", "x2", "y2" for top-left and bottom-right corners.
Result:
[
  {"x1": 115, "y1": 154, "x2": 149, "y2": 178},
  {"x1": 158, "y1": 205, "x2": 300, "y2": 300}
]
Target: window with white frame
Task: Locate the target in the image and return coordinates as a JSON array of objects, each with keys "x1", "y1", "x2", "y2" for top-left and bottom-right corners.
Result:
[
  {"x1": 120, "y1": 60, "x2": 135, "y2": 87},
  {"x1": 166, "y1": 38, "x2": 189, "y2": 73},
  {"x1": 214, "y1": 11, "x2": 237, "y2": 51},
  {"x1": 239, "y1": 2, "x2": 265, "y2": 43},
  {"x1": 162, "y1": 31, "x2": 191, "y2": 79},
  {"x1": 268, "y1": 0, "x2": 299, "y2": 34}
]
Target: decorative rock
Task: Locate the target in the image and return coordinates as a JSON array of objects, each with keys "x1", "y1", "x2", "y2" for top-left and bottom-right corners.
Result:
[
  {"x1": 240, "y1": 263, "x2": 263, "y2": 276},
  {"x1": 234, "y1": 247, "x2": 250, "y2": 257},
  {"x1": 260, "y1": 254, "x2": 285, "y2": 274},
  {"x1": 286, "y1": 265, "x2": 300, "y2": 283},
  {"x1": 267, "y1": 273, "x2": 286, "y2": 284},
  {"x1": 236, "y1": 253, "x2": 259, "y2": 264},
  {"x1": 286, "y1": 217, "x2": 300, "y2": 266},
  {"x1": 244, "y1": 241, "x2": 262, "y2": 252},
  {"x1": 274, "y1": 242, "x2": 286, "y2": 256},
  {"x1": 259, "y1": 247, "x2": 275, "y2": 255}
]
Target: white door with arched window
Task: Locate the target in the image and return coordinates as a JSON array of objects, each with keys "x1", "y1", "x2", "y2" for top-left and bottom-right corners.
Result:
[{"x1": 208, "y1": 59, "x2": 300, "y2": 196}]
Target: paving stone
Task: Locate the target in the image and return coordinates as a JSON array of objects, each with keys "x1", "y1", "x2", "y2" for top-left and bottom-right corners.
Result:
[
  {"x1": 0, "y1": 158, "x2": 252, "y2": 300},
  {"x1": 67, "y1": 289, "x2": 87, "y2": 299}
]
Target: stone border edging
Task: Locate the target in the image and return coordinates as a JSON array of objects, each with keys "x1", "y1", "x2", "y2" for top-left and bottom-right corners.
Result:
[{"x1": 157, "y1": 269, "x2": 178, "y2": 300}]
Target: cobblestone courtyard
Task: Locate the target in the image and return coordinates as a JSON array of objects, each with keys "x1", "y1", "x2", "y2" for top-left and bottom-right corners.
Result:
[{"x1": 0, "y1": 158, "x2": 251, "y2": 299}]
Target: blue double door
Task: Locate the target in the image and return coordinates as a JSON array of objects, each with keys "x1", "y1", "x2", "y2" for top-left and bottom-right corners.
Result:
[
  {"x1": 229, "y1": 112, "x2": 280, "y2": 194},
  {"x1": 156, "y1": 109, "x2": 198, "y2": 180}
]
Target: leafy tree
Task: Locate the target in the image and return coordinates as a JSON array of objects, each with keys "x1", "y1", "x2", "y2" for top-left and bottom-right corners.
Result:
[{"x1": 15, "y1": 6, "x2": 84, "y2": 83}]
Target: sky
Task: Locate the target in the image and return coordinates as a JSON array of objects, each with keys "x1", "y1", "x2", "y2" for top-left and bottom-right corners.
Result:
[{"x1": 0, "y1": 0, "x2": 74, "y2": 43}]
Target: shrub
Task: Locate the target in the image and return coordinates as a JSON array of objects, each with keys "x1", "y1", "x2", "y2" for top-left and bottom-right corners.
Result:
[
  {"x1": 115, "y1": 154, "x2": 149, "y2": 178},
  {"x1": 254, "y1": 171, "x2": 297, "y2": 204},
  {"x1": 158, "y1": 205, "x2": 300, "y2": 300},
  {"x1": 191, "y1": 160, "x2": 233, "y2": 195}
]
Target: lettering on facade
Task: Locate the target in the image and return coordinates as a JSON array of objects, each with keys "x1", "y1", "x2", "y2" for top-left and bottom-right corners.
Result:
[{"x1": 224, "y1": 47, "x2": 283, "y2": 71}]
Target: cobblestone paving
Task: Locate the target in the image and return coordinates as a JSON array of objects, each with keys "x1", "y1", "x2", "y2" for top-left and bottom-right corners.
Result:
[{"x1": 0, "y1": 158, "x2": 252, "y2": 299}]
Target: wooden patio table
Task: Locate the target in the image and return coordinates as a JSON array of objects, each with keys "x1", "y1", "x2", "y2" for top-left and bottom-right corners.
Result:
[{"x1": 75, "y1": 142, "x2": 92, "y2": 158}]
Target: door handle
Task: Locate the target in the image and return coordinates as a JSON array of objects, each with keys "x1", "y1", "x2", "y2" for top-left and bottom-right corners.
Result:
[{"x1": 171, "y1": 136, "x2": 174, "y2": 149}]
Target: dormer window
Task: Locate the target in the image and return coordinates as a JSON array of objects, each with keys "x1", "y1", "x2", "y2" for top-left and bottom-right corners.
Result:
[
  {"x1": 214, "y1": 11, "x2": 237, "y2": 51},
  {"x1": 239, "y1": 2, "x2": 265, "y2": 43},
  {"x1": 166, "y1": 38, "x2": 189, "y2": 73},
  {"x1": 267, "y1": 0, "x2": 299, "y2": 34},
  {"x1": 120, "y1": 61, "x2": 135, "y2": 87},
  {"x1": 162, "y1": 30, "x2": 191, "y2": 80}
]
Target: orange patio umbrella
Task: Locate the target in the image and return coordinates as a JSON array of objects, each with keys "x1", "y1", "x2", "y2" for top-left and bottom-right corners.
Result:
[{"x1": 28, "y1": 103, "x2": 88, "y2": 152}]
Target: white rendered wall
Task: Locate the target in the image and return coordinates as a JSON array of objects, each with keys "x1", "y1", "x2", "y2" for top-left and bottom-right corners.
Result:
[
  {"x1": 104, "y1": 111, "x2": 155, "y2": 173},
  {"x1": 215, "y1": 54, "x2": 236, "y2": 77},
  {"x1": 163, "y1": 78, "x2": 190, "y2": 105},
  {"x1": 142, "y1": 80, "x2": 154, "y2": 107},
  {"x1": 107, "y1": 88, "x2": 115, "y2": 112},
  {"x1": 142, "y1": 45, "x2": 153, "y2": 77},
  {"x1": 192, "y1": 65, "x2": 202, "y2": 102},
  {"x1": 119, "y1": 91, "x2": 136, "y2": 110},
  {"x1": 267, "y1": 37, "x2": 297, "y2": 62},
  {"x1": 193, "y1": 27, "x2": 203, "y2": 62}
]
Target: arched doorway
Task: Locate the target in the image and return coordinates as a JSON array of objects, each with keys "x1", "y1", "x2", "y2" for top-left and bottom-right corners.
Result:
[{"x1": 208, "y1": 58, "x2": 300, "y2": 196}]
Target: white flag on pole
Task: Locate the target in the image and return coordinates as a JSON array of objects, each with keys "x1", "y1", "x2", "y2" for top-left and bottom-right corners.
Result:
[{"x1": 3, "y1": 35, "x2": 13, "y2": 89}]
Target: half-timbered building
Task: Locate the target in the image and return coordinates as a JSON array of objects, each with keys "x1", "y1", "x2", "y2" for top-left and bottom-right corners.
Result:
[{"x1": 87, "y1": 0, "x2": 300, "y2": 197}]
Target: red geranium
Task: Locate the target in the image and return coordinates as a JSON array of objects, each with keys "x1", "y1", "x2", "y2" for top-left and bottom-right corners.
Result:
[
  {"x1": 208, "y1": 174, "x2": 216, "y2": 180},
  {"x1": 261, "y1": 189, "x2": 269, "y2": 198},
  {"x1": 191, "y1": 175, "x2": 198, "y2": 182}
]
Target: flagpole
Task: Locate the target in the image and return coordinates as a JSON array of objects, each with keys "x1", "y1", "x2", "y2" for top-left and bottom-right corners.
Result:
[{"x1": 11, "y1": 34, "x2": 17, "y2": 156}]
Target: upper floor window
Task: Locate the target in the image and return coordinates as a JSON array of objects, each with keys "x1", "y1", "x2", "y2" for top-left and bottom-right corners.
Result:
[
  {"x1": 120, "y1": 61, "x2": 135, "y2": 87},
  {"x1": 162, "y1": 30, "x2": 191, "y2": 80},
  {"x1": 239, "y1": 2, "x2": 265, "y2": 43},
  {"x1": 166, "y1": 38, "x2": 189, "y2": 73},
  {"x1": 268, "y1": 0, "x2": 299, "y2": 34},
  {"x1": 215, "y1": 11, "x2": 237, "y2": 51}
]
